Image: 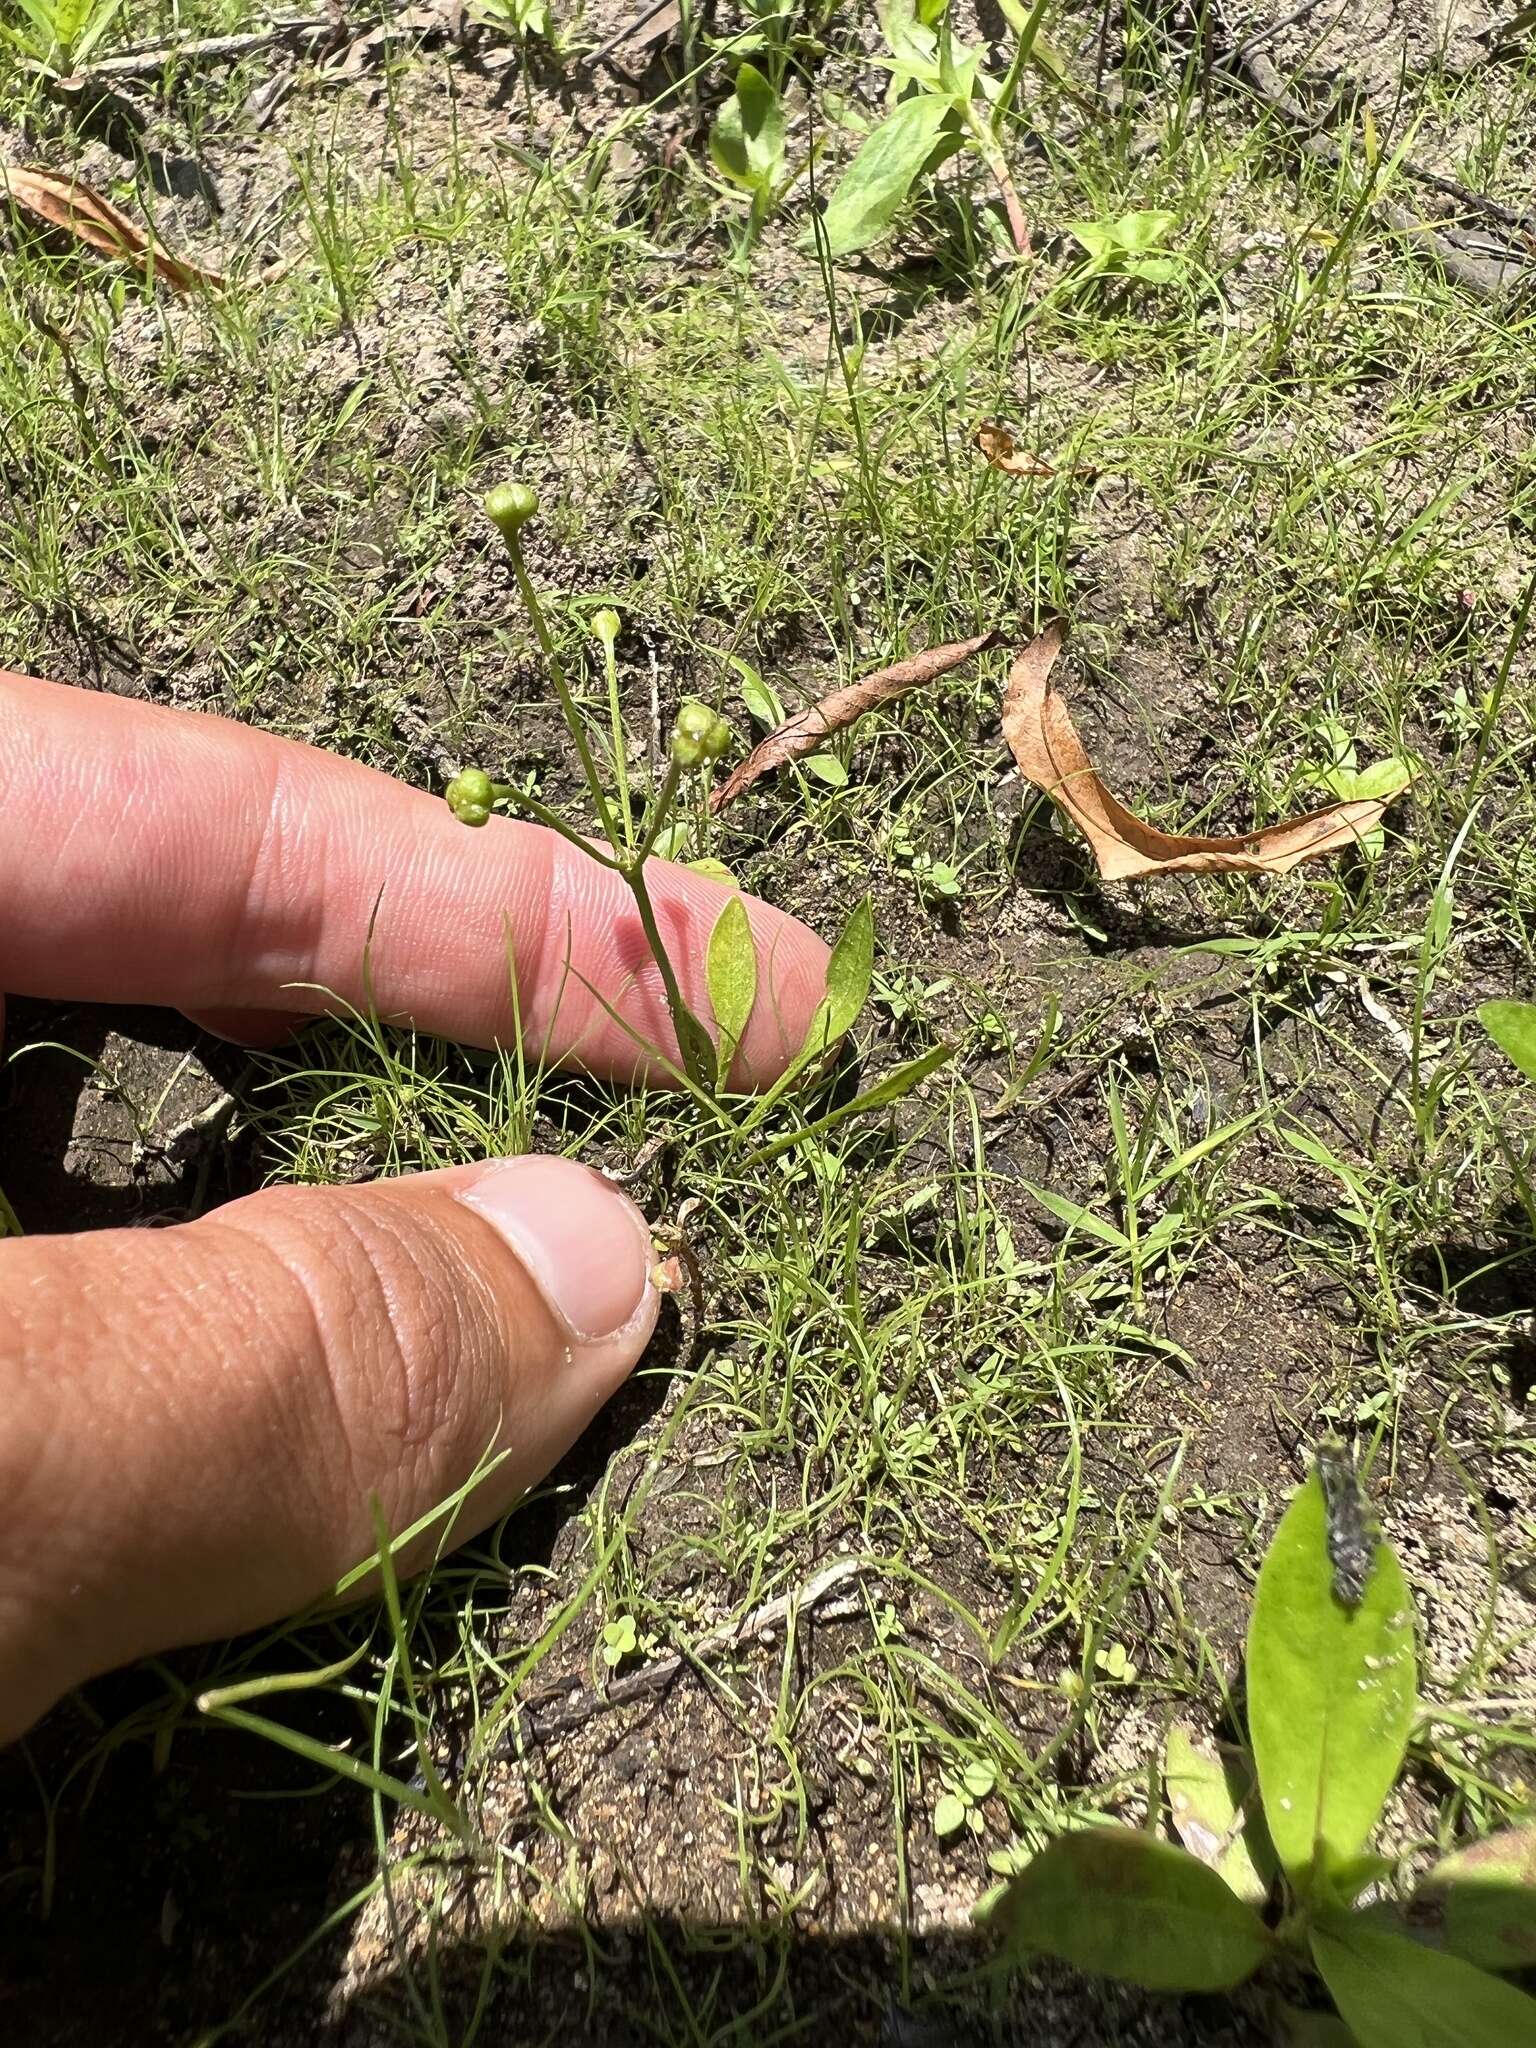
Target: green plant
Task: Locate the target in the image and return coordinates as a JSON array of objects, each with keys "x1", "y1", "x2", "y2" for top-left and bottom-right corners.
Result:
[
  {"x1": 991, "y1": 1445, "x2": 1536, "y2": 2044},
  {"x1": 1062, "y1": 208, "x2": 1184, "y2": 286},
  {"x1": 0, "y1": 0, "x2": 121, "y2": 72},
  {"x1": 465, "y1": 0, "x2": 552, "y2": 44},
  {"x1": 447, "y1": 483, "x2": 951, "y2": 1140},
  {"x1": 709, "y1": 60, "x2": 791, "y2": 260},
  {"x1": 816, "y1": 0, "x2": 1059, "y2": 259}
]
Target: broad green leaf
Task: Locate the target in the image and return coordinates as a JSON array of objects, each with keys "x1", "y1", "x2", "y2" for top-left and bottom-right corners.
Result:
[
  {"x1": 995, "y1": 1829, "x2": 1272, "y2": 1991},
  {"x1": 742, "y1": 1040, "x2": 954, "y2": 1168},
  {"x1": 1164, "y1": 1724, "x2": 1267, "y2": 1905},
  {"x1": 709, "y1": 62, "x2": 786, "y2": 196},
  {"x1": 1310, "y1": 1913, "x2": 1536, "y2": 2048},
  {"x1": 1247, "y1": 1473, "x2": 1416, "y2": 1895},
  {"x1": 805, "y1": 753, "x2": 848, "y2": 787},
  {"x1": 934, "y1": 1792, "x2": 966, "y2": 1838},
  {"x1": 1418, "y1": 1824, "x2": 1536, "y2": 1970},
  {"x1": 1065, "y1": 218, "x2": 1113, "y2": 261},
  {"x1": 1112, "y1": 208, "x2": 1176, "y2": 254},
  {"x1": 1479, "y1": 1000, "x2": 1536, "y2": 1083},
  {"x1": 819, "y1": 94, "x2": 961, "y2": 257},
  {"x1": 825, "y1": 896, "x2": 876, "y2": 1041},
  {"x1": 879, "y1": 0, "x2": 943, "y2": 79},
  {"x1": 740, "y1": 675, "x2": 782, "y2": 723},
  {"x1": 1350, "y1": 756, "x2": 1419, "y2": 801},
  {"x1": 1125, "y1": 255, "x2": 1180, "y2": 284},
  {"x1": 702, "y1": 644, "x2": 785, "y2": 726},
  {"x1": 706, "y1": 895, "x2": 758, "y2": 1081}
]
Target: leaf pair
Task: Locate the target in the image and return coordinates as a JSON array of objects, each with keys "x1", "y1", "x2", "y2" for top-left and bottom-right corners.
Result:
[
  {"x1": 709, "y1": 61, "x2": 788, "y2": 229},
  {"x1": 996, "y1": 1462, "x2": 1536, "y2": 2044},
  {"x1": 704, "y1": 891, "x2": 952, "y2": 1161}
]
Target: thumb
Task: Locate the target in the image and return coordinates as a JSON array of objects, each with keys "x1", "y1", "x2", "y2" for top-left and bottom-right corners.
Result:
[{"x1": 0, "y1": 1156, "x2": 659, "y2": 1740}]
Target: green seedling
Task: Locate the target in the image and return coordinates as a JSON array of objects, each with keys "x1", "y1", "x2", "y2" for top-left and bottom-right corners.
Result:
[
  {"x1": 817, "y1": 0, "x2": 1065, "y2": 260},
  {"x1": 935, "y1": 1757, "x2": 997, "y2": 1839},
  {"x1": 1063, "y1": 208, "x2": 1183, "y2": 286},
  {"x1": 990, "y1": 1445, "x2": 1536, "y2": 2044},
  {"x1": 709, "y1": 61, "x2": 791, "y2": 261},
  {"x1": 0, "y1": 0, "x2": 122, "y2": 74},
  {"x1": 1295, "y1": 719, "x2": 1420, "y2": 862},
  {"x1": 447, "y1": 485, "x2": 951, "y2": 1134},
  {"x1": 466, "y1": 0, "x2": 552, "y2": 44}
]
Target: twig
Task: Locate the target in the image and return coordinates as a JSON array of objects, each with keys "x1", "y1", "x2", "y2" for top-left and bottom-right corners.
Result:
[
  {"x1": 1221, "y1": 45, "x2": 1530, "y2": 300},
  {"x1": 54, "y1": 17, "x2": 335, "y2": 85},
  {"x1": 507, "y1": 1557, "x2": 869, "y2": 1745},
  {"x1": 1212, "y1": 0, "x2": 1337, "y2": 70},
  {"x1": 581, "y1": 0, "x2": 675, "y2": 70}
]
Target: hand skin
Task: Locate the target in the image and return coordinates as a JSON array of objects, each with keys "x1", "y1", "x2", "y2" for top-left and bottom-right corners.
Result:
[{"x1": 0, "y1": 673, "x2": 830, "y2": 1742}]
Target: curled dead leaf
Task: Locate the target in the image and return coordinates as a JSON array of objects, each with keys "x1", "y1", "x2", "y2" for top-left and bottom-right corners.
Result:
[
  {"x1": 0, "y1": 164, "x2": 224, "y2": 293},
  {"x1": 709, "y1": 630, "x2": 1002, "y2": 813},
  {"x1": 974, "y1": 420, "x2": 1095, "y2": 481},
  {"x1": 974, "y1": 419, "x2": 1055, "y2": 477},
  {"x1": 1002, "y1": 625, "x2": 1413, "y2": 879}
]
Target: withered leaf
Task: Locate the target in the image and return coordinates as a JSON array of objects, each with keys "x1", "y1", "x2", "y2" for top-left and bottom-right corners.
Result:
[
  {"x1": 1003, "y1": 625, "x2": 1413, "y2": 880},
  {"x1": 0, "y1": 165, "x2": 224, "y2": 293},
  {"x1": 973, "y1": 419, "x2": 1056, "y2": 477},
  {"x1": 709, "y1": 630, "x2": 1003, "y2": 813}
]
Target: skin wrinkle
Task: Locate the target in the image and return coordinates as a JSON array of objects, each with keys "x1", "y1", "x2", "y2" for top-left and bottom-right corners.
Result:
[{"x1": 212, "y1": 1203, "x2": 383, "y2": 1551}]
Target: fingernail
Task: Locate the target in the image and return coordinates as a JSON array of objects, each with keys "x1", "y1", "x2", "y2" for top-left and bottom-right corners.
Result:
[{"x1": 457, "y1": 1156, "x2": 653, "y2": 1344}]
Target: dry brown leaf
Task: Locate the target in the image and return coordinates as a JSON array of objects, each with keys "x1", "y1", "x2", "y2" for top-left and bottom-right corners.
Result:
[
  {"x1": 973, "y1": 419, "x2": 1097, "y2": 481},
  {"x1": 709, "y1": 630, "x2": 1003, "y2": 813},
  {"x1": 0, "y1": 165, "x2": 224, "y2": 293},
  {"x1": 973, "y1": 419, "x2": 1056, "y2": 478},
  {"x1": 1002, "y1": 625, "x2": 1413, "y2": 880}
]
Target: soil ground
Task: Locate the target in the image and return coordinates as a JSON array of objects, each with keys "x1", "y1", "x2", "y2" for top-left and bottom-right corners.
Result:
[{"x1": 2, "y1": 3, "x2": 1535, "y2": 2044}]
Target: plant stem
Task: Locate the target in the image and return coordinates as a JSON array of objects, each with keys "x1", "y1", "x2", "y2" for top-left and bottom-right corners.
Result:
[
  {"x1": 623, "y1": 757, "x2": 714, "y2": 1085},
  {"x1": 600, "y1": 638, "x2": 635, "y2": 853},
  {"x1": 505, "y1": 535, "x2": 621, "y2": 850},
  {"x1": 965, "y1": 106, "x2": 1031, "y2": 257}
]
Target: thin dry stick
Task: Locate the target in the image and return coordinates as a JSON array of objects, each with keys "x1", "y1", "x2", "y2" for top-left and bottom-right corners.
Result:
[
  {"x1": 508, "y1": 1557, "x2": 869, "y2": 1745},
  {"x1": 1225, "y1": 46, "x2": 1529, "y2": 299},
  {"x1": 55, "y1": 17, "x2": 334, "y2": 82}
]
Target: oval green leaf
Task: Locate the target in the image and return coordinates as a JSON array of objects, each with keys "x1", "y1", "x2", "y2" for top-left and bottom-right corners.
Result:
[
  {"x1": 1310, "y1": 1913, "x2": 1536, "y2": 2048},
  {"x1": 825, "y1": 895, "x2": 875, "y2": 1042},
  {"x1": 1418, "y1": 1824, "x2": 1536, "y2": 1970},
  {"x1": 1479, "y1": 1000, "x2": 1536, "y2": 1084},
  {"x1": 819, "y1": 94, "x2": 961, "y2": 257},
  {"x1": 708, "y1": 62, "x2": 786, "y2": 195},
  {"x1": 995, "y1": 1829, "x2": 1272, "y2": 1991},
  {"x1": 1247, "y1": 1472, "x2": 1416, "y2": 1895},
  {"x1": 1164, "y1": 1723, "x2": 1268, "y2": 1905},
  {"x1": 706, "y1": 894, "x2": 758, "y2": 1081}
]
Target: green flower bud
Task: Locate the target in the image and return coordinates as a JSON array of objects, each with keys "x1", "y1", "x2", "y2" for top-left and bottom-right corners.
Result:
[
  {"x1": 590, "y1": 608, "x2": 621, "y2": 647},
  {"x1": 674, "y1": 700, "x2": 716, "y2": 747},
  {"x1": 670, "y1": 728, "x2": 705, "y2": 770},
  {"x1": 445, "y1": 767, "x2": 494, "y2": 812},
  {"x1": 483, "y1": 481, "x2": 538, "y2": 540},
  {"x1": 452, "y1": 800, "x2": 491, "y2": 827}
]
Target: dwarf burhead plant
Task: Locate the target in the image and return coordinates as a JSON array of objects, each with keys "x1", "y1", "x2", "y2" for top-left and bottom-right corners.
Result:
[
  {"x1": 447, "y1": 481, "x2": 953, "y2": 1126},
  {"x1": 988, "y1": 1443, "x2": 1536, "y2": 2046}
]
